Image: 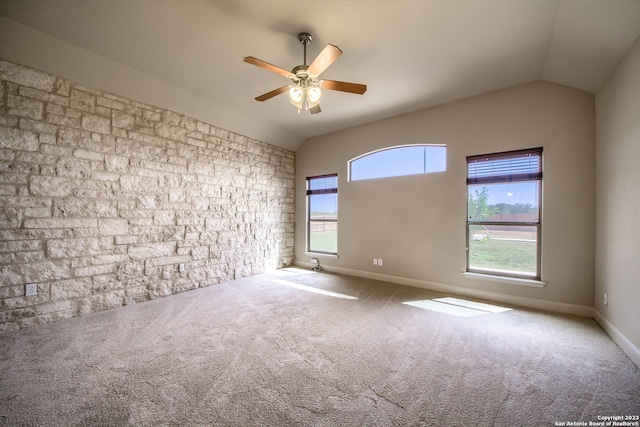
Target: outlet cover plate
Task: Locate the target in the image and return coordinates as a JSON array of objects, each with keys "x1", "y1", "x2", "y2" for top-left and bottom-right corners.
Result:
[{"x1": 25, "y1": 283, "x2": 37, "y2": 296}]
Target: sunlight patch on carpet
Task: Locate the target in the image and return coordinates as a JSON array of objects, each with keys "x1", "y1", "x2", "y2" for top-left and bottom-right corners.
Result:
[
  {"x1": 271, "y1": 279, "x2": 358, "y2": 300},
  {"x1": 403, "y1": 297, "x2": 512, "y2": 317}
]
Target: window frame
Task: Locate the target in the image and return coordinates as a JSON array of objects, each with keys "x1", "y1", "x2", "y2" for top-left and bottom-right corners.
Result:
[
  {"x1": 348, "y1": 144, "x2": 446, "y2": 182},
  {"x1": 306, "y1": 173, "x2": 338, "y2": 255},
  {"x1": 466, "y1": 147, "x2": 543, "y2": 280}
]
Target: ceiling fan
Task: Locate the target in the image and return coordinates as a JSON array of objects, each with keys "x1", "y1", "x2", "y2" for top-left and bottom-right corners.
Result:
[{"x1": 243, "y1": 32, "x2": 367, "y2": 114}]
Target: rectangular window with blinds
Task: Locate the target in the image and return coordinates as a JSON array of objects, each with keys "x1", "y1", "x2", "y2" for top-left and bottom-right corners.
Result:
[
  {"x1": 466, "y1": 148, "x2": 542, "y2": 279},
  {"x1": 307, "y1": 174, "x2": 338, "y2": 254}
]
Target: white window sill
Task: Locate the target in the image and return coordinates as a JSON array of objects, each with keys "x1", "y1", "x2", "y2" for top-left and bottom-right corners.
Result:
[
  {"x1": 463, "y1": 272, "x2": 546, "y2": 288},
  {"x1": 304, "y1": 252, "x2": 339, "y2": 259}
]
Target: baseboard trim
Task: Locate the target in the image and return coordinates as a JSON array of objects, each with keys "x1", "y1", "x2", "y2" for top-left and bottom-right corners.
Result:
[
  {"x1": 294, "y1": 261, "x2": 593, "y2": 317},
  {"x1": 593, "y1": 310, "x2": 640, "y2": 368}
]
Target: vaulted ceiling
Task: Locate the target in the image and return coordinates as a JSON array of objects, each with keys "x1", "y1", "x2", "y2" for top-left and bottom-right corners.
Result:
[{"x1": 1, "y1": 0, "x2": 639, "y2": 151}]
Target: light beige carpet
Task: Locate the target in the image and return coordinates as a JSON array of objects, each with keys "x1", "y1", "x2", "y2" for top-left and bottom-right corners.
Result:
[{"x1": 1, "y1": 268, "x2": 639, "y2": 426}]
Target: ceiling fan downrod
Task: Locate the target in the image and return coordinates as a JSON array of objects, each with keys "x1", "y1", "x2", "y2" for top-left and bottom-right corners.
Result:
[{"x1": 298, "y1": 32, "x2": 312, "y2": 66}]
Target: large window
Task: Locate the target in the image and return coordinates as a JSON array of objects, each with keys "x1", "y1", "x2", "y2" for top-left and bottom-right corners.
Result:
[
  {"x1": 307, "y1": 174, "x2": 338, "y2": 255},
  {"x1": 466, "y1": 148, "x2": 542, "y2": 279},
  {"x1": 349, "y1": 144, "x2": 446, "y2": 181}
]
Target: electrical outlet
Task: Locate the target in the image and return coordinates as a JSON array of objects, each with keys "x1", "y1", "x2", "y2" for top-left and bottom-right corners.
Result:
[
  {"x1": 179, "y1": 263, "x2": 185, "y2": 273},
  {"x1": 373, "y1": 258, "x2": 378, "y2": 266},
  {"x1": 378, "y1": 259, "x2": 383, "y2": 266},
  {"x1": 25, "y1": 283, "x2": 37, "y2": 297},
  {"x1": 310, "y1": 258, "x2": 319, "y2": 265},
  {"x1": 603, "y1": 292, "x2": 608, "y2": 306}
]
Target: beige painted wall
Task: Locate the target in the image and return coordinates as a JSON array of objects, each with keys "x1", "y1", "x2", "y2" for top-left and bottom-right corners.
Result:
[
  {"x1": 296, "y1": 81, "x2": 595, "y2": 307},
  {"x1": 595, "y1": 37, "x2": 640, "y2": 351}
]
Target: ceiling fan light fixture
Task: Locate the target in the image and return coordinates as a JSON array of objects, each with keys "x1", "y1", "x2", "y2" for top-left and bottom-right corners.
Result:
[
  {"x1": 307, "y1": 85, "x2": 322, "y2": 107},
  {"x1": 289, "y1": 85, "x2": 304, "y2": 109},
  {"x1": 289, "y1": 83, "x2": 321, "y2": 111}
]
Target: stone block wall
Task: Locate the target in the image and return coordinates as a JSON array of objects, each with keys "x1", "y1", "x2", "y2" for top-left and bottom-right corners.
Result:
[{"x1": 0, "y1": 59, "x2": 295, "y2": 331}]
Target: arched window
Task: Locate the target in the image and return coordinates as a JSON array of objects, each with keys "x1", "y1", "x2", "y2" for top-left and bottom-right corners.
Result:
[{"x1": 348, "y1": 144, "x2": 446, "y2": 181}]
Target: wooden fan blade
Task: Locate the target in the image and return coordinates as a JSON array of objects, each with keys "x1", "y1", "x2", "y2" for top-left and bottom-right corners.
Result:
[
  {"x1": 255, "y1": 86, "x2": 289, "y2": 102},
  {"x1": 321, "y1": 80, "x2": 367, "y2": 94},
  {"x1": 307, "y1": 44, "x2": 342, "y2": 76},
  {"x1": 310, "y1": 104, "x2": 321, "y2": 115},
  {"x1": 243, "y1": 56, "x2": 293, "y2": 78}
]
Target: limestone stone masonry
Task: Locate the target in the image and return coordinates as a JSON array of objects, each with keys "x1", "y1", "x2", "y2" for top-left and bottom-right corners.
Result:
[{"x1": 0, "y1": 59, "x2": 295, "y2": 331}]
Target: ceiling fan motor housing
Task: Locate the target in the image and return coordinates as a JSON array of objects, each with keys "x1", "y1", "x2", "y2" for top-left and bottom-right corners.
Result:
[{"x1": 291, "y1": 65, "x2": 315, "y2": 85}]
